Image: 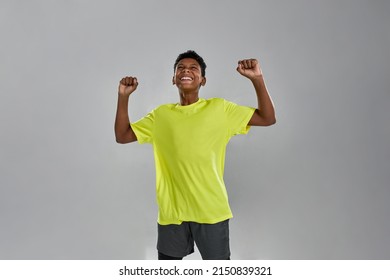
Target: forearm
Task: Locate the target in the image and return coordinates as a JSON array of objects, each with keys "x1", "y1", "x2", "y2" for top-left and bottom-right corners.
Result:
[
  {"x1": 251, "y1": 75, "x2": 276, "y2": 125},
  {"x1": 114, "y1": 94, "x2": 137, "y2": 143}
]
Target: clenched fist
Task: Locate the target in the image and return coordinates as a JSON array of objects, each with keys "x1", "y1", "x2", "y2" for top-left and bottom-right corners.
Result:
[
  {"x1": 118, "y1": 76, "x2": 139, "y2": 97},
  {"x1": 236, "y1": 59, "x2": 263, "y2": 81}
]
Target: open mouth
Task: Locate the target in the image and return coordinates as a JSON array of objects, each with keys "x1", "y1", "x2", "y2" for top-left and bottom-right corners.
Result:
[{"x1": 180, "y1": 77, "x2": 193, "y2": 81}]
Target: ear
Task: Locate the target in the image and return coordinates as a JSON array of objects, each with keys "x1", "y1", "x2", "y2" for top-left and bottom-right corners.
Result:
[
  {"x1": 201, "y1": 76, "x2": 206, "y2": 86},
  {"x1": 172, "y1": 76, "x2": 176, "y2": 85}
]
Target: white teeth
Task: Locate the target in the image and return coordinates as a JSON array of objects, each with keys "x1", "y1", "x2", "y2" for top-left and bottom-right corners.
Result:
[{"x1": 181, "y1": 77, "x2": 192, "y2": 81}]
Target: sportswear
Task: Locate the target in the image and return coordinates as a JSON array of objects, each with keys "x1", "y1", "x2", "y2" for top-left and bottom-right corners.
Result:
[{"x1": 131, "y1": 97, "x2": 255, "y2": 225}]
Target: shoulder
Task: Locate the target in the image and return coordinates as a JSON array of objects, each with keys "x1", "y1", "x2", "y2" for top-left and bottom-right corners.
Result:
[
  {"x1": 205, "y1": 97, "x2": 228, "y2": 107},
  {"x1": 204, "y1": 98, "x2": 245, "y2": 113},
  {"x1": 207, "y1": 97, "x2": 226, "y2": 103},
  {"x1": 206, "y1": 98, "x2": 241, "y2": 110}
]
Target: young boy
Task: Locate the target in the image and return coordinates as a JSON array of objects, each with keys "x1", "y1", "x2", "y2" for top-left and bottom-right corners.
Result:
[{"x1": 115, "y1": 50, "x2": 276, "y2": 260}]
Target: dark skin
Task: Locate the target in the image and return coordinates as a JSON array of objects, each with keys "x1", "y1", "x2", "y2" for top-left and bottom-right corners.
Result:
[
  {"x1": 172, "y1": 58, "x2": 206, "y2": 105},
  {"x1": 115, "y1": 58, "x2": 276, "y2": 143}
]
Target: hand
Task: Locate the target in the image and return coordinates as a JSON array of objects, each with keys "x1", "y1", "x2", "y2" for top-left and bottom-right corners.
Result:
[
  {"x1": 118, "y1": 76, "x2": 139, "y2": 96},
  {"x1": 236, "y1": 59, "x2": 263, "y2": 80}
]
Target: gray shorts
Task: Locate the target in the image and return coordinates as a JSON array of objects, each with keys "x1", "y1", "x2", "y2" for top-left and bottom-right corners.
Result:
[{"x1": 157, "y1": 219, "x2": 230, "y2": 260}]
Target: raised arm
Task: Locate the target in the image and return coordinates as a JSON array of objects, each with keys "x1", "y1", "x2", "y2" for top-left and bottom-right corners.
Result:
[
  {"x1": 114, "y1": 76, "x2": 139, "y2": 143},
  {"x1": 237, "y1": 59, "x2": 276, "y2": 126}
]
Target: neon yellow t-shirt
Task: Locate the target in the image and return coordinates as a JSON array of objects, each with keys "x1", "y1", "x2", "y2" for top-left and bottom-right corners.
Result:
[{"x1": 131, "y1": 98, "x2": 255, "y2": 225}]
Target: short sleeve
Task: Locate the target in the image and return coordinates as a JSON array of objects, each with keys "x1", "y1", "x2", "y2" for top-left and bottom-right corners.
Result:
[
  {"x1": 223, "y1": 99, "x2": 256, "y2": 136},
  {"x1": 130, "y1": 111, "x2": 155, "y2": 144}
]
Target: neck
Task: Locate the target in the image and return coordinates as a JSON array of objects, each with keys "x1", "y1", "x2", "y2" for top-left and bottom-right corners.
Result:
[{"x1": 179, "y1": 90, "x2": 199, "y2": 106}]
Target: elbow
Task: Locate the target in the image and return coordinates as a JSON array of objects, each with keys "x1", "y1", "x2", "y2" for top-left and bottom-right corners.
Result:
[
  {"x1": 263, "y1": 116, "x2": 276, "y2": 126},
  {"x1": 115, "y1": 135, "x2": 134, "y2": 144},
  {"x1": 115, "y1": 133, "x2": 128, "y2": 144},
  {"x1": 268, "y1": 117, "x2": 277, "y2": 126},
  {"x1": 252, "y1": 109, "x2": 276, "y2": 126},
  {"x1": 115, "y1": 130, "x2": 137, "y2": 144},
  {"x1": 116, "y1": 137, "x2": 127, "y2": 144},
  {"x1": 268, "y1": 111, "x2": 277, "y2": 126}
]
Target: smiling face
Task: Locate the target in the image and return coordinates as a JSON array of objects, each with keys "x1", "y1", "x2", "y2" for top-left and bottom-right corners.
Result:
[{"x1": 172, "y1": 58, "x2": 206, "y2": 91}]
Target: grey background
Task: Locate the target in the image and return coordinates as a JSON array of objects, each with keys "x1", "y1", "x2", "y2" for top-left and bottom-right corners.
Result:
[{"x1": 1, "y1": 0, "x2": 389, "y2": 259}]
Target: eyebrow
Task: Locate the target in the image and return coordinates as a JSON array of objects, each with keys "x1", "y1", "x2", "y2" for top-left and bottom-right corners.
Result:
[{"x1": 177, "y1": 63, "x2": 199, "y2": 67}]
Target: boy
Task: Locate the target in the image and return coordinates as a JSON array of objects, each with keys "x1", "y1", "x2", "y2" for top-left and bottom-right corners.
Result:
[{"x1": 115, "y1": 50, "x2": 276, "y2": 260}]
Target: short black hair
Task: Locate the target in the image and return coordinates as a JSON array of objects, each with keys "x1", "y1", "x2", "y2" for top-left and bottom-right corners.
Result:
[{"x1": 174, "y1": 50, "x2": 207, "y2": 77}]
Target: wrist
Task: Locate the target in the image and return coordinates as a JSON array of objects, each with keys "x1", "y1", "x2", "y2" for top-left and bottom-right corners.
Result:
[
  {"x1": 250, "y1": 74, "x2": 264, "y2": 83},
  {"x1": 118, "y1": 92, "x2": 131, "y2": 98}
]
